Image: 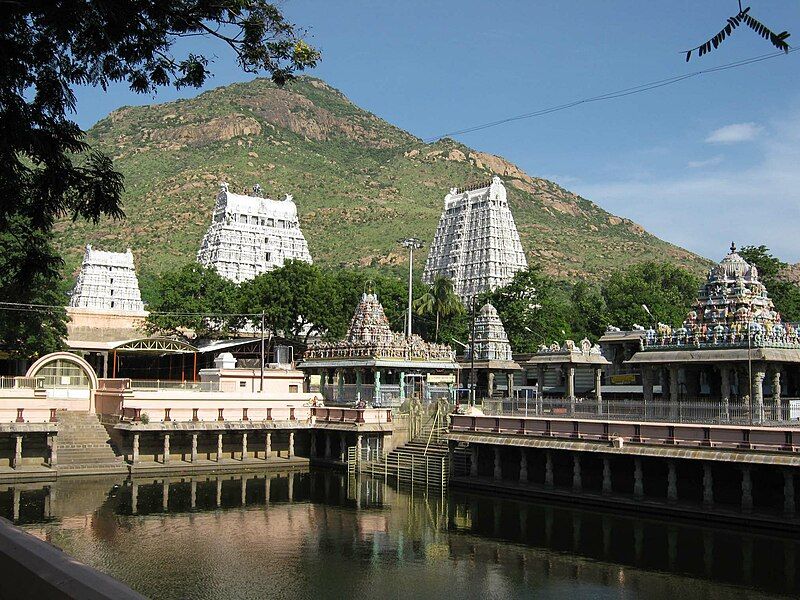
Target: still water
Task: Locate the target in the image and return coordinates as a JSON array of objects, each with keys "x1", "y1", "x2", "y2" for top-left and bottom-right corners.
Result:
[{"x1": 1, "y1": 468, "x2": 796, "y2": 599}]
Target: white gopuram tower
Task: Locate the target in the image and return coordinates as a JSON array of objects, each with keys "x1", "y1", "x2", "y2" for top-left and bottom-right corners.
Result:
[
  {"x1": 197, "y1": 183, "x2": 313, "y2": 283},
  {"x1": 423, "y1": 176, "x2": 527, "y2": 301},
  {"x1": 69, "y1": 245, "x2": 146, "y2": 312}
]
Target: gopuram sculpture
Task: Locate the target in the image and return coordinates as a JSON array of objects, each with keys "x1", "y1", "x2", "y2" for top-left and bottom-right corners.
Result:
[
  {"x1": 197, "y1": 182, "x2": 312, "y2": 283},
  {"x1": 423, "y1": 176, "x2": 527, "y2": 301},
  {"x1": 69, "y1": 245, "x2": 145, "y2": 313}
]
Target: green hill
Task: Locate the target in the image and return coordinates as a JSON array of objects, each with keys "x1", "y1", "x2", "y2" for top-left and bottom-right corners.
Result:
[{"x1": 54, "y1": 76, "x2": 710, "y2": 294}]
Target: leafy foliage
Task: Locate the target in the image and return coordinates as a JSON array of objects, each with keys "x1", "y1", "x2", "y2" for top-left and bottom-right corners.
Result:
[
  {"x1": 1, "y1": 1, "x2": 318, "y2": 358},
  {"x1": 601, "y1": 262, "x2": 700, "y2": 329},
  {"x1": 413, "y1": 276, "x2": 465, "y2": 342},
  {"x1": 684, "y1": 5, "x2": 791, "y2": 61},
  {"x1": 739, "y1": 245, "x2": 800, "y2": 322}
]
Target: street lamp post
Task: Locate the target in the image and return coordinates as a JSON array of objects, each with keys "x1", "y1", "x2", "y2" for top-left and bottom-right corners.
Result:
[{"x1": 399, "y1": 238, "x2": 423, "y2": 338}]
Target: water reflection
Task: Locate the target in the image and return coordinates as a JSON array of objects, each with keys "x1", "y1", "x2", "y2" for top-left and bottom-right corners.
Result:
[{"x1": 0, "y1": 471, "x2": 795, "y2": 599}]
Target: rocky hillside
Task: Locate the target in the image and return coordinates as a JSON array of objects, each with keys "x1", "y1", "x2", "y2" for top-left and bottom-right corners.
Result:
[{"x1": 55, "y1": 76, "x2": 710, "y2": 293}]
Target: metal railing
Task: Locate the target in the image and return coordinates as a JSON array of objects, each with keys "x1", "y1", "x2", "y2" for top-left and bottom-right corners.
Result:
[
  {"x1": 356, "y1": 448, "x2": 448, "y2": 488},
  {"x1": 0, "y1": 377, "x2": 43, "y2": 390},
  {"x1": 480, "y1": 396, "x2": 800, "y2": 426},
  {"x1": 128, "y1": 380, "x2": 220, "y2": 392}
]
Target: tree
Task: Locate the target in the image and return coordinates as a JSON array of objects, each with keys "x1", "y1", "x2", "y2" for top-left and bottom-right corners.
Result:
[
  {"x1": 145, "y1": 264, "x2": 241, "y2": 337},
  {"x1": 240, "y1": 261, "x2": 341, "y2": 343},
  {"x1": 482, "y1": 267, "x2": 574, "y2": 353},
  {"x1": 1, "y1": 1, "x2": 319, "y2": 358},
  {"x1": 413, "y1": 276, "x2": 465, "y2": 342},
  {"x1": 568, "y1": 280, "x2": 608, "y2": 342},
  {"x1": 739, "y1": 245, "x2": 800, "y2": 322},
  {"x1": 601, "y1": 262, "x2": 699, "y2": 329}
]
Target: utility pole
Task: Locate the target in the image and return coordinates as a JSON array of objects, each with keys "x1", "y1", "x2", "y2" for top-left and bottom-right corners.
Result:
[
  {"x1": 469, "y1": 296, "x2": 477, "y2": 406},
  {"x1": 260, "y1": 312, "x2": 265, "y2": 393},
  {"x1": 398, "y1": 237, "x2": 423, "y2": 338}
]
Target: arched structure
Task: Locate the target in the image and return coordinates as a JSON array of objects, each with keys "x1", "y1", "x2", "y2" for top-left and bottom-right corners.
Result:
[{"x1": 26, "y1": 352, "x2": 100, "y2": 390}]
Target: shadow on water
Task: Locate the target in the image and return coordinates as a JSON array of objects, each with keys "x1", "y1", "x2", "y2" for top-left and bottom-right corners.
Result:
[{"x1": 0, "y1": 470, "x2": 796, "y2": 599}]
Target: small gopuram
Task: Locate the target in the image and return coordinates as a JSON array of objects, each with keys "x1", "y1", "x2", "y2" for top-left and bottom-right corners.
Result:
[
  {"x1": 300, "y1": 292, "x2": 458, "y2": 406},
  {"x1": 197, "y1": 183, "x2": 312, "y2": 283},
  {"x1": 628, "y1": 244, "x2": 800, "y2": 422},
  {"x1": 461, "y1": 303, "x2": 521, "y2": 399},
  {"x1": 423, "y1": 176, "x2": 527, "y2": 301},
  {"x1": 69, "y1": 245, "x2": 145, "y2": 312},
  {"x1": 527, "y1": 339, "x2": 610, "y2": 407}
]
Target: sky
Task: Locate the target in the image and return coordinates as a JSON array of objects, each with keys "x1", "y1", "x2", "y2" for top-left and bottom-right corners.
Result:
[{"x1": 72, "y1": 1, "x2": 800, "y2": 263}]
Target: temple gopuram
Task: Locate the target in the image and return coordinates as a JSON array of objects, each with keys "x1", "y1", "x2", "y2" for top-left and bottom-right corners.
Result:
[
  {"x1": 628, "y1": 244, "x2": 800, "y2": 421},
  {"x1": 460, "y1": 303, "x2": 521, "y2": 399},
  {"x1": 300, "y1": 292, "x2": 459, "y2": 406}
]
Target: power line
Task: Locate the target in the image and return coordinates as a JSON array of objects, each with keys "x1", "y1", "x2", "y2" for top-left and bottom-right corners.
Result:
[
  {"x1": 422, "y1": 48, "x2": 799, "y2": 143},
  {"x1": 0, "y1": 301, "x2": 261, "y2": 319}
]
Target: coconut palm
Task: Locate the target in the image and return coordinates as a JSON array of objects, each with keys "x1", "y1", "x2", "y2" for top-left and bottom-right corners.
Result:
[{"x1": 414, "y1": 275, "x2": 465, "y2": 342}]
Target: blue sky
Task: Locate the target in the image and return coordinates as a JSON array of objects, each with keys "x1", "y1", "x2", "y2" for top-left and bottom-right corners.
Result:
[{"x1": 73, "y1": 1, "x2": 800, "y2": 262}]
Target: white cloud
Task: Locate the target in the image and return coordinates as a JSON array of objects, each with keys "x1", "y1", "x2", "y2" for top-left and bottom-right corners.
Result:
[
  {"x1": 687, "y1": 155, "x2": 723, "y2": 169},
  {"x1": 573, "y1": 112, "x2": 800, "y2": 263},
  {"x1": 705, "y1": 122, "x2": 762, "y2": 144}
]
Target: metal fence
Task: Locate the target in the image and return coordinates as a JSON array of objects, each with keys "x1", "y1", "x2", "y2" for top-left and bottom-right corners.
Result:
[
  {"x1": 128, "y1": 380, "x2": 220, "y2": 392},
  {"x1": 481, "y1": 396, "x2": 800, "y2": 425},
  {"x1": 0, "y1": 377, "x2": 43, "y2": 390}
]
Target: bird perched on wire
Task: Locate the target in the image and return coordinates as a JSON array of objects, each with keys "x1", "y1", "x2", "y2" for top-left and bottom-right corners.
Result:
[{"x1": 683, "y1": 1, "x2": 790, "y2": 61}]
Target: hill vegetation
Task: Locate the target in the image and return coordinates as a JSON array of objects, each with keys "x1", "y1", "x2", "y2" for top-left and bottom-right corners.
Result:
[{"x1": 55, "y1": 76, "x2": 711, "y2": 299}]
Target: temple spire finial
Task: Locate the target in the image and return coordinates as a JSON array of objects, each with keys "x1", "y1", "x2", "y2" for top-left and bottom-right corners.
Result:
[{"x1": 730, "y1": 241, "x2": 737, "y2": 254}]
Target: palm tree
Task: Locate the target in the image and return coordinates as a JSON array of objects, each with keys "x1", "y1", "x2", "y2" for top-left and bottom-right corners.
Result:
[{"x1": 414, "y1": 275, "x2": 464, "y2": 342}]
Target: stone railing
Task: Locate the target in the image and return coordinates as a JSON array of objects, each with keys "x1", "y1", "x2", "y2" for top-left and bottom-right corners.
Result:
[
  {"x1": 450, "y1": 413, "x2": 800, "y2": 453},
  {"x1": 122, "y1": 404, "x2": 313, "y2": 424},
  {"x1": 312, "y1": 407, "x2": 393, "y2": 425}
]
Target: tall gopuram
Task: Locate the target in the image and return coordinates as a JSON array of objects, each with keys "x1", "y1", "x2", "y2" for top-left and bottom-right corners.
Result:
[
  {"x1": 69, "y1": 245, "x2": 145, "y2": 312},
  {"x1": 197, "y1": 183, "x2": 312, "y2": 283},
  {"x1": 423, "y1": 176, "x2": 527, "y2": 301}
]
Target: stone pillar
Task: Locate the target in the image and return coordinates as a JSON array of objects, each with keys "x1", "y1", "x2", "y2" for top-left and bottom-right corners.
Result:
[
  {"x1": 642, "y1": 366, "x2": 654, "y2": 404},
  {"x1": 131, "y1": 481, "x2": 138, "y2": 514},
  {"x1": 241, "y1": 433, "x2": 248, "y2": 461},
  {"x1": 163, "y1": 433, "x2": 170, "y2": 464},
  {"x1": 507, "y1": 372, "x2": 515, "y2": 399},
  {"x1": 216, "y1": 477, "x2": 222, "y2": 507},
  {"x1": 703, "y1": 463, "x2": 714, "y2": 506},
  {"x1": 355, "y1": 369, "x2": 363, "y2": 402},
  {"x1": 784, "y1": 469, "x2": 795, "y2": 516},
  {"x1": 594, "y1": 367, "x2": 603, "y2": 413},
  {"x1": 310, "y1": 433, "x2": 317, "y2": 458},
  {"x1": 324, "y1": 432, "x2": 331, "y2": 459},
  {"x1": 162, "y1": 480, "x2": 169, "y2": 511},
  {"x1": 47, "y1": 434, "x2": 57, "y2": 468},
  {"x1": 669, "y1": 365, "x2": 679, "y2": 403},
  {"x1": 191, "y1": 433, "x2": 198, "y2": 463},
  {"x1": 217, "y1": 433, "x2": 224, "y2": 462},
  {"x1": 265, "y1": 477, "x2": 271, "y2": 505},
  {"x1": 373, "y1": 369, "x2": 381, "y2": 405},
  {"x1": 265, "y1": 432, "x2": 272, "y2": 459},
  {"x1": 566, "y1": 365, "x2": 576, "y2": 411},
  {"x1": 602, "y1": 456, "x2": 612, "y2": 494},
  {"x1": 773, "y1": 369, "x2": 783, "y2": 421},
  {"x1": 132, "y1": 433, "x2": 139, "y2": 465},
  {"x1": 12, "y1": 488, "x2": 20, "y2": 521},
  {"x1": 289, "y1": 431, "x2": 295, "y2": 458},
  {"x1": 633, "y1": 458, "x2": 644, "y2": 498},
  {"x1": 13, "y1": 435, "x2": 22, "y2": 469},
  {"x1": 339, "y1": 433, "x2": 346, "y2": 461},
  {"x1": 720, "y1": 364, "x2": 731, "y2": 421},
  {"x1": 487, "y1": 371, "x2": 495, "y2": 399},
  {"x1": 240, "y1": 477, "x2": 246, "y2": 505},
  {"x1": 667, "y1": 460, "x2": 678, "y2": 502},
  {"x1": 356, "y1": 434, "x2": 362, "y2": 465},
  {"x1": 519, "y1": 449, "x2": 528, "y2": 482},
  {"x1": 741, "y1": 466, "x2": 753, "y2": 512},
  {"x1": 470, "y1": 446, "x2": 479, "y2": 477},
  {"x1": 190, "y1": 479, "x2": 197, "y2": 510},
  {"x1": 288, "y1": 472, "x2": 294, "y2": 502},
  {"x1": 752, "y1": 368, "x2": 766, "y2": 423},
  {"x1": 335, "y1": 369, "x2": 344, "y2": 402},
  {"x1": 536, "y1": 365, "x2": 545, "y2": 414},
  {"x1": 545, "y1": 451, "x2": 554, "y2": 487},
  {"x1": 572, "y1": 454, "x2": 582, "y2": 492},
  {"x1": 399, "y1": 371, "x2": 406, "y2": 400},
  {"x1": 493, "y1": 447, "x2": 502, "y2": 480}
]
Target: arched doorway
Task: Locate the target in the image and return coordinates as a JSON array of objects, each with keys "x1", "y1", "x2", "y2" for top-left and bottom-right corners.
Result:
[{"x1": 25, "y1": 352, "x2": 99, "y2": 411}]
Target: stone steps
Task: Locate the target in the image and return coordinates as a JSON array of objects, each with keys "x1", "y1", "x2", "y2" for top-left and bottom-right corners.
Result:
[{"x1": 56, "y1": 411, "x2": 121, "y2": 471}]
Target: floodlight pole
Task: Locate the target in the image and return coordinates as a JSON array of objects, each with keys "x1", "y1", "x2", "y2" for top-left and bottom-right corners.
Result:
[
  {"x1": 399, "y1": 238, "x2": 423, "y2": 338},
  {"x1": 260, "y1": 312, "x2": 265, "y2": 393}
]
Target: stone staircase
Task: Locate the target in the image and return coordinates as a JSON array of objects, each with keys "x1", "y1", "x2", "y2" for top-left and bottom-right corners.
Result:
[{"x1": 56, "y1": 411, "x2": 126, "y2": 474}]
